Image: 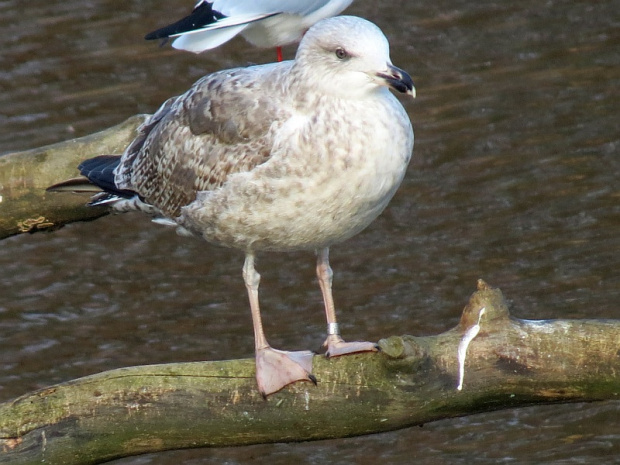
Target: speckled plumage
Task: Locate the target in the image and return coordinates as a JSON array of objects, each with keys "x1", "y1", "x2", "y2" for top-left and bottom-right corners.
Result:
[
  {"x1": 69, "y1": 16, "x2": 416, "y2": 396},
  {"x1": 115, "y1": 64, "x2": 284, "y2": 220},
  {"x1": 118, "y1": 18, "x2": 414, "y2": 253}
]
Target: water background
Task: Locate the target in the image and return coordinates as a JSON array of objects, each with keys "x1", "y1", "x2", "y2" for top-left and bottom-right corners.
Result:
[{"x1": 1, "y1": 0, "x2": 619, "y2": 462}]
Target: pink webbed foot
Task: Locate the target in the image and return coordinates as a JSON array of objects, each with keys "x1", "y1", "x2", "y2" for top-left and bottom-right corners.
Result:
[
  {"x1": 323, "y1": 334, "x2": 379, "y2": 357},
  {"x1": 255, "y1": 347, "x2": 316, "y2": 397}
]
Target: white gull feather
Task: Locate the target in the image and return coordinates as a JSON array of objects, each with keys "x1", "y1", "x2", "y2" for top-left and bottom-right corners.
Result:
[
  {"x1": 145, "y1": 0, "x2": 354, "y2": 55},
  {"x1": 77, "y1": 16, "x2": 415, "y2": 396}
]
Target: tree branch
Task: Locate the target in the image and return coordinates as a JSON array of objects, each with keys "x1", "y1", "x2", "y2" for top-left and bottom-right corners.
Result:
[
  {"x1": 0, "y1": 115, "x2": 147, "y2": 240},
  {"x1": 1, "y1": 281, "x2": 618, "y2": 464}
]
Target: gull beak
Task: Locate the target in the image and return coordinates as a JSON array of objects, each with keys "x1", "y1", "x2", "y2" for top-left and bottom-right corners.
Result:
[{"x1": 376, "y1": 63, "x2": 416, "y2": 98}]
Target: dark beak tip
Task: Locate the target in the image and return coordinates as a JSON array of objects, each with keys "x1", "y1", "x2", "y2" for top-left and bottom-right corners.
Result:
[
  {"x1": 379, "y1": 69, "x2": 416, "y2": 98},
  {"x1": 378, "y1": 63, "x2": 415, "y2": 97}
]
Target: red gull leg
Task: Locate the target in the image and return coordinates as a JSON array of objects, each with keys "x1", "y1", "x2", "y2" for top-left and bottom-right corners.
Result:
[
  {"x1": 276, "y1": 46, "x2": 283, "y2": 62},
  {"x1": 243, "y1": 253, "x2": 315, "y2": 397},
  {"x1": 316, "y1": 247, "x2": 379, "y2": 357}
]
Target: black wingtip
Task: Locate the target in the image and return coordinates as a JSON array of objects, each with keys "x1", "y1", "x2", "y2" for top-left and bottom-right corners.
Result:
[
  {"x1": 77, "y1": 155, "x2": 135, "y2": 199},
  {"x1": 145, "y1": 2, "x2": 225, "y2": 41},
  {"x1": 78, "y1": 155, "x2": 120, "y2": 191}
]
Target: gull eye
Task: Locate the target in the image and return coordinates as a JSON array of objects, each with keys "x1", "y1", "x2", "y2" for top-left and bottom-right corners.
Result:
[{"x1": 335, "y1": 47, "x2": 349, "y2": 60}]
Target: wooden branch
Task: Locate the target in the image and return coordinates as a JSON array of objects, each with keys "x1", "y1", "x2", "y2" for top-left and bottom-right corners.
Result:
[
  {"x1": 0, "y1": 115, "x2": 147, "y2": 240},
  {"x1": 1, "y1": 281, "x2": 618, "y2": 464}
]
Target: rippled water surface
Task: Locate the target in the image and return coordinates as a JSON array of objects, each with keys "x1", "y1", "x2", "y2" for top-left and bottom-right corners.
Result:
[{"x1": 1, "y1": 0, "x2": 619, "y2": 463}]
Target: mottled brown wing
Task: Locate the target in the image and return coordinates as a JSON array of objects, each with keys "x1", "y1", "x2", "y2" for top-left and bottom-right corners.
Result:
[{"x1": 116, "y1": 64, "x2": 290, "y2": 218}]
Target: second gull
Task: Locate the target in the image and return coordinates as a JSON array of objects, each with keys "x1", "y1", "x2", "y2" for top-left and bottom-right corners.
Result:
[{"x1": 145, "y1": 0, "x2": 354, "y2": 61}]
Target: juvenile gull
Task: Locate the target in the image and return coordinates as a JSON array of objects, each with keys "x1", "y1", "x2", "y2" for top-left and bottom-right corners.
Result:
[
  {"x1": 145, "y1": 0, "x2": 354, "y2": 61},
  {"x1": 50, "y1": 15, "x2": 415, "y2": 396}
]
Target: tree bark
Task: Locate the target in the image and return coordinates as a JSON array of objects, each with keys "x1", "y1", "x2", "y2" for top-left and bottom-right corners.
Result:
[
  {"x1": 0, "y1": 280, "x2": 618, "y2": 464},
  {"x1": 0, "y1": 115, "x2": 147, "y2": 240}
]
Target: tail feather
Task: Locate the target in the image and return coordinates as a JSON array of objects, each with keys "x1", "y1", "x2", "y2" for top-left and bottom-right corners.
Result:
[
  {"x1": 77, "y1": 155, "x2": 121, "y2": 192},
  {"x1": 46, "y1": 177, "x2": 103, "y2": 193},
  {"x1": 48, "y1": 155, "x2": 172, "y2": 221},
  {"x1": 47, "y1": 155, "x2": 135, "y2": 202}
]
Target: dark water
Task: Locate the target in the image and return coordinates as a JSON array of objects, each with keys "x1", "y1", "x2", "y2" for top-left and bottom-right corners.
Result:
[{"x1": 1, "y1": 0, "x2": 619, "y2": 463}]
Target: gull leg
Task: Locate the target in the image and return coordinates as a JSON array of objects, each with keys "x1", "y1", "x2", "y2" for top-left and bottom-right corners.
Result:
[
  {"x1": 316, "y1": 247, "x2": 378, "y2": 357},
  {"x1": 243, "y1": 253, "x2": 315, "y2": 397},
  {"x1": 276, "y1": 46, "x2": 283, "y2": 62}
]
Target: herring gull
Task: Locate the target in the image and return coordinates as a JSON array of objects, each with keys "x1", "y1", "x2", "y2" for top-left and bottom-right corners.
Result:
[
  {"x1": 145, "y1": 0, "x2": 354, "y2": 61},
  {"x1": 49, "y1": 15, "x2": 415, "y2": 396}
]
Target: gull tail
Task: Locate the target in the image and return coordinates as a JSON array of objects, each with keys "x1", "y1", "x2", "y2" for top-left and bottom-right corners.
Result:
[{"x1": 47, "y1": 155, "x2": 134, "y2": 206}]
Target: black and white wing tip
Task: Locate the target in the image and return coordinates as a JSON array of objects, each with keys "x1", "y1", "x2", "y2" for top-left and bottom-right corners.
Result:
[{"x1": 145, "y1": 1, "x2": 224, "y2": 41}]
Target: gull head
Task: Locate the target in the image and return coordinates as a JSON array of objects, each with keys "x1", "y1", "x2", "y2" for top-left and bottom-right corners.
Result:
[{"x1": 294, "y1": 16, "x2": 415, "y2": 100}]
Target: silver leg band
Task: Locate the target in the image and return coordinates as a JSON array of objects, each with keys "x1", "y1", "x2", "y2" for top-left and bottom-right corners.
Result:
[{"x1": 327, "y1": 322, "x2": 340, "y2": 336}]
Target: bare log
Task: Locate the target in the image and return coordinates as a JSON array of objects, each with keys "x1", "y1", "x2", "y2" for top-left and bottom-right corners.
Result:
[
  {"x1": 1, "y1": 281, "x2": 618, "y2": 464},
  {"x1": 0, "y1": 115, "x2": 147, "y2": 240}
]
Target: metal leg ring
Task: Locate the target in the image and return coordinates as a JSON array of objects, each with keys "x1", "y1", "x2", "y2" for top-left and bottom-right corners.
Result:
[{"x1": 327, "y1": 322, "x2": 340, "y2": 336}]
